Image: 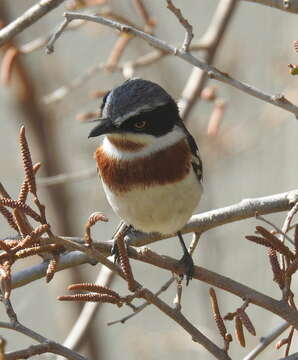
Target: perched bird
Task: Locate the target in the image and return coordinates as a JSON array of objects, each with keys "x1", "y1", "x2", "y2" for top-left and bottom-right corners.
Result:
[{"x1": 89, "y1": 78, "x2": 203, "y2": 284}]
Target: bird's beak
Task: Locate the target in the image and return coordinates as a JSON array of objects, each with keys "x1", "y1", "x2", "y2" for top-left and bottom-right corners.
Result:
[{"x1": 88, "y1": 118, "x2": 116, "y2": 138}]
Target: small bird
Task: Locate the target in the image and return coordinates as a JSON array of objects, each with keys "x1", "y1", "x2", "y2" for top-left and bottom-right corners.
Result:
[{"x1": 89, "y1": 78, "x2": 203, "y2": 284}]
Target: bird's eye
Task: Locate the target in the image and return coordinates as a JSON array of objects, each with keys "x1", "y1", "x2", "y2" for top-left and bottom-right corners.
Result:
[{"x1": 134, "y1": 120, "x2": 147, "y2": 129}]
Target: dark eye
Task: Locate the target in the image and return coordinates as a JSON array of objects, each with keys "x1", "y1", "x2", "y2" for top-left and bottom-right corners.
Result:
[{"x1": 134, "y1": 120, "x2": 147, "y2": 130}]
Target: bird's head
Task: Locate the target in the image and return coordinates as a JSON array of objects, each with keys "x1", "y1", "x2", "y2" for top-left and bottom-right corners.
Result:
[{"x1": 88, "y1": 78, "x2": 182, "y2": 146}]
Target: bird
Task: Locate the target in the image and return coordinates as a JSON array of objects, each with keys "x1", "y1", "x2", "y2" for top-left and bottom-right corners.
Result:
[{"x1": 88, "y1": 78, "x2": 203, "y2": 285}]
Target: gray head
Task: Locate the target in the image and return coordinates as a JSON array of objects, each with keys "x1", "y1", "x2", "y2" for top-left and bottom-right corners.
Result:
[{"x1": 88, "y1": 78, "x2": 181, "y2": 138}]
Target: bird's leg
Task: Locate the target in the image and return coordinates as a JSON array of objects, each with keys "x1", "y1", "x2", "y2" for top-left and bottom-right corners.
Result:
[
  {"x1": 177, "y1": 231, "x2": 194, "y2": 286},
  {"x1": 111, "y1": 222, "x2": 131, "y2": 263}
]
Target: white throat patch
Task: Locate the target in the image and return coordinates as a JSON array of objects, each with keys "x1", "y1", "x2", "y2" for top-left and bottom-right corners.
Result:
[{"x1": 102, "y1": 126, "x2": 185, "y2": 160}]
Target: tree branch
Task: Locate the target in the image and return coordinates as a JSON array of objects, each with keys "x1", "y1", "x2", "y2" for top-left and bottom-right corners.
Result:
[
  {"x1": 10, "y1": 232, "x2": 298, "y2": 331},
  {"x1": 240, "y1": 0, "x2": 298, "y2": 13},
  {"x1": 0, "y1": 0, "x2": 66, "y2": 47},
  {"x1": 179, "y1": 0, "x2": 238, "y2": 120},
  {"x1": 127, "y1": 189, "x2": 298, "y2": 247},
  {"x1": 0, "y1": 321, "x2": 86, "y2": 360},
  {"x1": 243, "y1": 321, "x2": 289, "y2": 360},
  {"x1": 47, "y1": 12, "x2": 298, "y2": 118},
  {"x1": 10, "y1": 189, "x2": 298, "y2": 286}
]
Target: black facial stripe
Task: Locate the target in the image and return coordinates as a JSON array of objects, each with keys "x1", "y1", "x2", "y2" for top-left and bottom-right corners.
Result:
[{"x1": 118, "y1": 101, "x2": 180, "y2": 137}]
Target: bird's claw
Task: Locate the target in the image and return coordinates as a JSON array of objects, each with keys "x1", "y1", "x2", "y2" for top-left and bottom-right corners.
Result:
[{"x1": 178, "y1": 252, "x2": 194, "y2": 286}]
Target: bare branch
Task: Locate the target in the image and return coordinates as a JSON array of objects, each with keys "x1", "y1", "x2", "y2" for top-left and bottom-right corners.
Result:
[
  {"x1": 243, "y1": 321, "x2": 289, "y2": 360},
  {"x1": 166, "y1": 0, "x2": 193, "y2": 52},
  {"x1": 9, "y1": 234, "x2": 298, "y2": 331},
  {"x1": 47, "y1": 11, "x2": 298, "y2": 118},
  {"x1": 0, "y1": 321, "x2": 86, "y2": 360},
  {"x1": 5, "y1": 342, "x2": 82, "y2": 360},
  {"x1": 0, "y1": 0, "x2": 66, "y2": 47},
  {"x1": 240, "y1": 0, "x2": 298, "y2": 13},
  {"x1": 128, "y1": 189, "x2": 298, "y2": 247},
  {"x1": 179, "y1": 0, "x2": 238, "y2": 120}
]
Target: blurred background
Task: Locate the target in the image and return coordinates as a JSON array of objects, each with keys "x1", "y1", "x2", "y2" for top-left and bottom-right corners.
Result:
[{"x1": 0, "y1": 0, "x2": 298, "y2": 359}]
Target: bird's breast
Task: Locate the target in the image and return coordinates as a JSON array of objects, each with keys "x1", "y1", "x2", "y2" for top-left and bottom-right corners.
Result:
[{"x1": 95, "y1": 139, "x2": 191, "y2": 193}]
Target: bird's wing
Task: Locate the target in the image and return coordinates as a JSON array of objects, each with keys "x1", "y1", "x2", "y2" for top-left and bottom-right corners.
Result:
[{"x1": 180, "y1": 123, "x2": 203, "y2": 182}]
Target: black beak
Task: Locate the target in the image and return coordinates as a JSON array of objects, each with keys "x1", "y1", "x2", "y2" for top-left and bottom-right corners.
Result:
[{"x1": 88, "y1": 118, "x2": 116, "y2": 138}]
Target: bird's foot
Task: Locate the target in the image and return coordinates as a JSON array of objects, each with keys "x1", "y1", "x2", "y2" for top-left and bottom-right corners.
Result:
[
  {"x1": 178, "y1": 252, "x2": 194, "y2": 286},
  {"x1": 111, "y1": 223, "x2": 132, "y2": 263}
]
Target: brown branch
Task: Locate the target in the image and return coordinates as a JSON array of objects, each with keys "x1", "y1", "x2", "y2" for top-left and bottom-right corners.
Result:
[
  {"x1": 131, "y1": 0, "x2": 156, "y2": 31},
  {"x1": 10, "y1": 235, "x2": 298, "y2": 331},
  {"x1": 105, "y1": 33, "x2": 133, "y2": 72},
  {"x1": 0, "y1": 323, "x2": 86, "y2": 360},
  {"x1": 139, "y1": 287, "x2": 231, "y2": 360},
  {"x1": 0, "y1": 46, "x2": 19, "y2": 85},
  {"x1": 109, "y1": 233, "x2": 201, "y2": 325},
  {"x1": 207, "y1": 99, "x2": 226, "y2": 137}
]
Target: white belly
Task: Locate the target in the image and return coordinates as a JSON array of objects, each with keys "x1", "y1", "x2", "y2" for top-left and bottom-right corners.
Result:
[{"x1": 102, "y1": 170, "x2": 202, "y2": 235}]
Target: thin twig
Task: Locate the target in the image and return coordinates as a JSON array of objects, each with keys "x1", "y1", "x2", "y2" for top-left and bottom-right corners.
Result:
[
  {"x1": 179, "y1": 0, "x2": 238, "y2": 120},
  {"x1": 5, "y1": 342, "x2": 81, "y2": 360},
  {"x1": 0, "y1": 321, "x2": 86, "y2": 360},
  {"x1": 108, "y1": 233, "x2": 201, "y2": 325},
  {"x1": 256, "y1": 213, "x2": 294, "y2": 244},
  {"x1": 46, "y1": 10, "x2": 298, "y2": 118},
  {"x1": 243, "y1": 321, "x2": 289, "y2": 360},
  {"x1": 166, "y1": 0, "x2": 193, "y2": 52},
  {"x1": 107, "y1": 276, "x2": 174, "y2": 326},
  {"x1": 0, "y1": 0, "x2": 67, "y2": 47}
]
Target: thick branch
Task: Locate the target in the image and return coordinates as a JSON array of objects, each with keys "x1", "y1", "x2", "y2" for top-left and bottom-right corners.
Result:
[
  {"x1": 11, "y1": 236, "x2": 298, "y2": 330},
  {"x1": 127, "y1": 189, "x2": 298, "y2": 247},
  {"x1": 10, "y1": 189, "x2": 298, "y2": 286},
  {"x1": 0, "y1": 0, "x2": 66, "y2": 47},
  {"x1": 47, "y1": 12, "x2": 298, "y2": 118}
]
